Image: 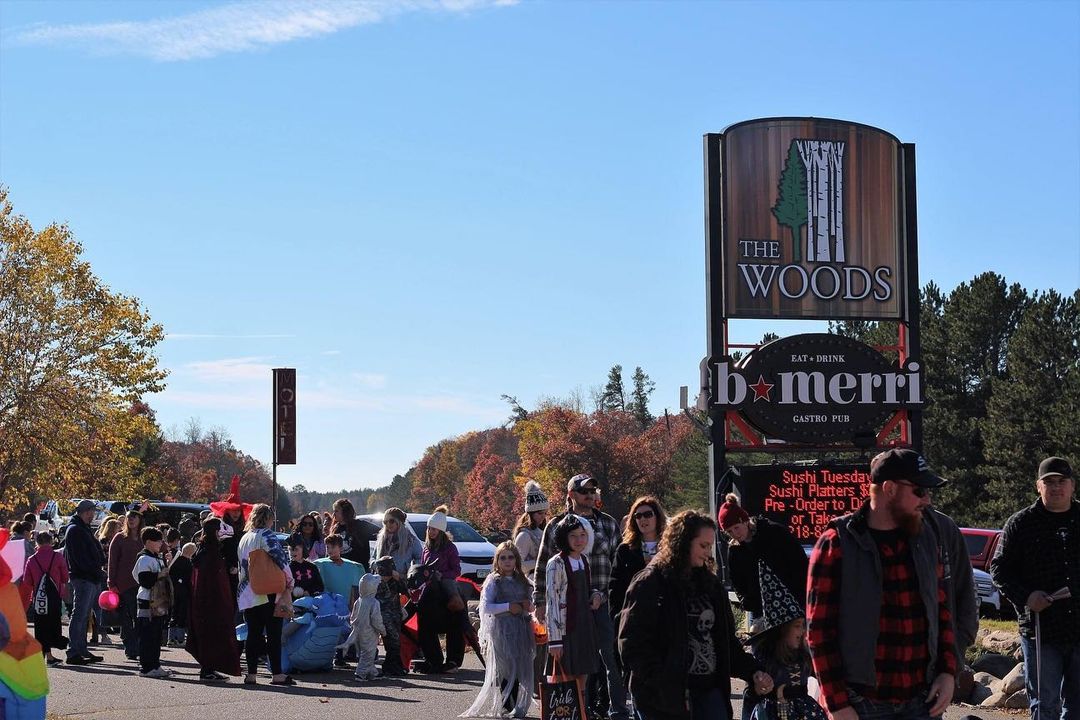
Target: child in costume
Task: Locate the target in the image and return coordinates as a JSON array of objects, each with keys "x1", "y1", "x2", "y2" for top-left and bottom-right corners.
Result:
[
  {"x1": 374, "y1": 556, "x2": 408, "y2": 676},
  {"x1": 289, "y1": 539, "x2": 325, "y2": 598},
  {"x1": 461, "y1": 542, "x2": 535, "y2": 719},
  {"x1": 543, "y1": 515, "x2": 599, "y2": 690},
  {"x1": 744, "y1": 564, "x2": 824, "y2": 720},
  {"x1": 22, "y1": 531, "x2": 69, "y2": 666},
  {"x1": 337, "y1": 573, "x2": 385, "y2": 681},
  {"x1": 167, "y1": 542, "x2": 194, "y2": 647},
  {"x1": 0, "y1": 527, "x2": 49, "y2": 720},
  {"x1": 133, "y1": 526, "x2": 172, "y2": 678}
]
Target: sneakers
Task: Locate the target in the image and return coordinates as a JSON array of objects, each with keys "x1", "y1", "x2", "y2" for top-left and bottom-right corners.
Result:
[
  {"x1": 200, "y1": 672, "x2": 227, "y2": 682},
  {"x1": 66, "y1": 654, "x2": 103, "y2": 665},
  {"x1": 139, "y1": 668, "x2": 170, "y2": 678}
]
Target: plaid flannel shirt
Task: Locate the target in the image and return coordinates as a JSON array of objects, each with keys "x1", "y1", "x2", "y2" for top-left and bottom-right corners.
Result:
[
  {"x1": 807, "y1": 527, "x2": 957, "y2": 712},
  {"x1": 532, "y1": 509, "x2": 618, "y2": 608}
]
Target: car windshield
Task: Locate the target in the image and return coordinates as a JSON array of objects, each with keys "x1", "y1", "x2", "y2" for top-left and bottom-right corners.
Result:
[{"x1": 409, "y1": 520, "x2": 486, "y2": 543}]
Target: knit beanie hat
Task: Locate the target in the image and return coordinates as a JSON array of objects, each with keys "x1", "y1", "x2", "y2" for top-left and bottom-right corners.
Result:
[
  {"x1": 383, "y1": 507, "x2": 407, "y2": 525},
  {"x1": 524, "y1": 480, "x2": 549, "y2": 513},
  {"x1": 717, "y1": 493, "x2": 750, "y2": 530},
  {"x1": 428, "y1": 505, "x2": 449, "y2": 533}
]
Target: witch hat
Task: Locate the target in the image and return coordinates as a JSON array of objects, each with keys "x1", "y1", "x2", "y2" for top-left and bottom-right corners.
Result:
[
  {"x1": 744, "y1": 559, "x2": 805, "y2": 645},
  {"x1": 210, "y1": 475, "x2": 254, "y2": 521}
]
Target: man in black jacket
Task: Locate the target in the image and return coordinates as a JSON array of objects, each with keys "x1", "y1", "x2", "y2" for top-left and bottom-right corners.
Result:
[
  {"x1": 63, "y1": 500, "x2": 106, "y2": 665},
  {"x1": 991, "y1": 457, "x2": 1079, "y2": 720}
]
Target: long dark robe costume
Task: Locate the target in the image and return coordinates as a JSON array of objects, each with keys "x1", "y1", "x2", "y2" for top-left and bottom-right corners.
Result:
[{"x1": 186, "y1": 542, "x2": 242, "y2": 676}]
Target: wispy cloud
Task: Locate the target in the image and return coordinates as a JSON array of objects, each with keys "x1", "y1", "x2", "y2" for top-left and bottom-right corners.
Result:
[
  {"x1": 186, "y1": 356, "x2": 274, "y2": 382},
  {"x1": 13, "y1": 0, "x2": 515, "y2": 62},
  {"x1": 352, "y1": 372, "x2": 388, "y2": 389},
  {"x1": 165, "y1": 333, "x2": 295, "y2": 340}
]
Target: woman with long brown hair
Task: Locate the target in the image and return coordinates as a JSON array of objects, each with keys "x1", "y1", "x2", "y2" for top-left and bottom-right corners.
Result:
[
  {"x1": 618, "y1": 510, "x2": 773, "y2": 720},
  {"x1": 91, "y1": 517, "x2": 121, "y2": 646},
  {"x1": 609, "y1": 496, "x2": 666, "y2": 617},
  {"x1": 108, "y1": 509, "x2": 145, "y2": 660}
]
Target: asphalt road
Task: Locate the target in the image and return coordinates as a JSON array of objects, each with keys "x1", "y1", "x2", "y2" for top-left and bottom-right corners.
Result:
[{"x1": 46, "y1": 641, "x2": 1014, "y2": 720}]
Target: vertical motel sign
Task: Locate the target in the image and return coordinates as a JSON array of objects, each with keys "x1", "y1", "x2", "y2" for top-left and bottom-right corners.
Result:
[{"x1": 273, "y1": 368, "x2": 296, "y2": 465}]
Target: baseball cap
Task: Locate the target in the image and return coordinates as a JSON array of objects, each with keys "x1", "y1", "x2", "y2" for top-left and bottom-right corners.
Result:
[
  {"x1": 75, "y1": 499, "x2": 96, "y2": 513},
  {"x1": 1037, "y1": 457, "x2": 1073, "y2": 482},
  {"x1": 870, "y1": 449, "x2": 947, "y2": 489},
  {"x1": 567, "y1": 473, "x2": 598, "y2": 493}
]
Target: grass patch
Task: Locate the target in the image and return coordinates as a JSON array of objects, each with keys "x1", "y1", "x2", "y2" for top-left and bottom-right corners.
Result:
[{"x1": 980, "y1": 618, "x2": 1019, "y2": 634}]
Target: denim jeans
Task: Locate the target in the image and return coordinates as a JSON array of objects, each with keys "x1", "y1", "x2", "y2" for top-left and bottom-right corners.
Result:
[
  {"x1": 66, "y1": 578, "x2": 99, "y2": 658},
  {"x1": 594, "y1": 602, "x2": 630, "y2": 719},
  {"x1": 691, "y1": 687, "x2": 729, "y2": 720},
  {"x1": 1021, "y1": 634, "x2": 1080, "y2": 720},
  {"x1": 849, "y1": 693, "x2": 935, "y2": 720}
]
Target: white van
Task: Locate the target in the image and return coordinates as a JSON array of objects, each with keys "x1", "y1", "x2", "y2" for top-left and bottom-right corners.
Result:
[{"x1": 359, "y1": 512, "x2": 498, "y2": 594}]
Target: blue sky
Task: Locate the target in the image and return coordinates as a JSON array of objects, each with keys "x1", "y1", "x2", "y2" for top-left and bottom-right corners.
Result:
[{"x1": 2, "y1": 0, "x2": 1078, "y2": 493}]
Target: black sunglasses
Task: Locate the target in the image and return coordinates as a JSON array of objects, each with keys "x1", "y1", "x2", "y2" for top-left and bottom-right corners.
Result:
[
  {"x1": 892, "y1": 480, "x2": 930, "y2": 498},
  {"x1": 575, "y1": 488, "x2": 597, "y2": 495},
  {"x1": 300, "y1": 522, "x2": 315, "y2": 527},
  {"x1": 633, "y1": 510, "x2": 655, "y2": 521}
]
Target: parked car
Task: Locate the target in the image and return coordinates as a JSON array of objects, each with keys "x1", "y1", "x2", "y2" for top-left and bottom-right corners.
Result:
[
  {"x1": 961, "y1": 527, "x2": 1004, "y2": 571},
  {"x1": 358, "y1": 512, "x2": 497, "y2": 598},
  {"x1": 973, "y1": 567, "x2": 1004, "y2": 615}
]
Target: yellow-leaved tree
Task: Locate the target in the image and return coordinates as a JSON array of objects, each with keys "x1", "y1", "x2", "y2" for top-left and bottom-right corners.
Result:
[{"x1": 0, "y1": 188, "x2": 169, "y2": 513}]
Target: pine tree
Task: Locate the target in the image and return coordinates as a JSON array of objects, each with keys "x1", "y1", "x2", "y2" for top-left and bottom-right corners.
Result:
[
  {"x1": 772, "y1": 140, "x2": 808, "y2": 262},
  {"x1": 630, "y1": 367, "x2": 656, "y2": 428},
  {"x1": 600, "y1": 365, "x2": 626, "y2": 412}
]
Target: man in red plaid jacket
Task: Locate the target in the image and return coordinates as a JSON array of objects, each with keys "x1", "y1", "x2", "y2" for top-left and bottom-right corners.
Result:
[{"x1": 807, "y1": 449, "x2": 959, "y2": 720}]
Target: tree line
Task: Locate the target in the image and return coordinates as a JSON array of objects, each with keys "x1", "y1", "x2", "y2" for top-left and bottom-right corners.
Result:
[{"x1": 2, "y1": 191, "x2": 1075, "y2": 531}]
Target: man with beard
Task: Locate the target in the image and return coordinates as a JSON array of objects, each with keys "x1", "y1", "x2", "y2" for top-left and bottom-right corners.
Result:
[{"x1": 807, "y1": 449, "x2": 958, "y2": 720}]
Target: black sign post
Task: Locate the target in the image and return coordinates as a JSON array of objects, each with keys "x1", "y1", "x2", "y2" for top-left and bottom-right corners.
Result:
[{"x1": 272, "y1": 368, "x2": 297, "y2": 514}]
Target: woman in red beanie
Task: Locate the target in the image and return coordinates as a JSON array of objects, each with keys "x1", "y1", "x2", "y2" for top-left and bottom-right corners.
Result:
[{"x1": 718, "y1": 494, "x2": 808, "y2": 631}]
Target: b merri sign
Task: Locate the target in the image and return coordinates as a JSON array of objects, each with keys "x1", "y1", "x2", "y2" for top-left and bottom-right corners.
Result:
[
  {"x1": 717, "y1": 118, "x2": 907, "y2": 320},
  {"x1": 709, "y1": 334, "x2": 923, "y2": 444}
]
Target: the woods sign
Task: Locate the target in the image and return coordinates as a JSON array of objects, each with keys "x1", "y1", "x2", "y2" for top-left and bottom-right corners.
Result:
[{"x1": 717, "y1": 118, "x2": 907, "y2": 319}]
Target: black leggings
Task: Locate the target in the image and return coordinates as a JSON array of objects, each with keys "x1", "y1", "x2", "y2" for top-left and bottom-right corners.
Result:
[{"x1": 243, "y1": 598, "x2": 282, "y2": 675}]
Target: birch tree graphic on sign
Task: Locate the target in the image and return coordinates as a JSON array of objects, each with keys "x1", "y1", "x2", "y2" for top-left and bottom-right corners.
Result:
[{"x1": 796, "y1": 139, "x2": 845, "y2": 263}]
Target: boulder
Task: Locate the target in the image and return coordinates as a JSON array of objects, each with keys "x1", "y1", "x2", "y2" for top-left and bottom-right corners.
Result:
[
  {"x1": 973, "y1": 672, "x2": 997, "y2": 687},
  {"x1": 981, "y1": 690, "x2": 1010, "y2": 708},
  {"x1": 972, "y1": 652, "x2": 1020, "y2": 678},
  {"x1": 1001, "y1": 663, "x2": 1027, "y2": 695},
  {"x1": 978, "y1": 629, "x2": 1022, "y2": 656},
  {"x1": 968, "y1": 683, "x2": 994, "y2": 705},
  {"x1": 1006, "y1": 689, "x2": 1030, "y2": 709},
  {"x1": 955, "y1": 666, "x2": 975, "y2": 702}
]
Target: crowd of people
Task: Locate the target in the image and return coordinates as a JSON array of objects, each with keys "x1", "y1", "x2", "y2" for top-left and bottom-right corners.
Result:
[{"x1": 7, "y1": 452, "x2": 1078, "y2": 720}]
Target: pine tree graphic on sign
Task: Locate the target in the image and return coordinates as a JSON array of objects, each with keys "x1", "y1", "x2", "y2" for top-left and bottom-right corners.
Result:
[{"x1": 772, "y1": 141, "x2": 808, "y2": 262}]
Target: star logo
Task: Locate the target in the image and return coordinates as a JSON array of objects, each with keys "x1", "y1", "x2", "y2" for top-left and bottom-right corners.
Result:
[{"x1": 749, "y1": 375, "x2": 774, "y2": 402}]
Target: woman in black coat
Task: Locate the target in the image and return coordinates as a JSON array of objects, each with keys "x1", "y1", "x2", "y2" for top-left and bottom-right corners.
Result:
[
  {"x1": 618, "y1": 510, "x2": 774, "y2": 720},
  {"x1": 718, "y1": 494, "x2": 808, "y2": 618},
  {"x1": 609, "y1": 496, "x2": 667, "y2": 618}
]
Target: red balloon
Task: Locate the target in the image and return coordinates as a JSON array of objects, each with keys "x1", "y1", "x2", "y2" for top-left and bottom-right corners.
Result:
[{"x1": 98, "y1": 589, "x2": 120, "y2": 611}]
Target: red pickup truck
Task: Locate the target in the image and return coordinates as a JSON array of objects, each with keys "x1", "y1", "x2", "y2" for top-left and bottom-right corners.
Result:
[{"x1": 961, "y1": 527, "x2": 1004, "y2": 571}]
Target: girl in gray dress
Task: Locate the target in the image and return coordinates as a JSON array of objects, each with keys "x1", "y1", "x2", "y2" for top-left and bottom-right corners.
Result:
[{"x1": 461, "y1": 542, "x2": 536, "y2": 718}]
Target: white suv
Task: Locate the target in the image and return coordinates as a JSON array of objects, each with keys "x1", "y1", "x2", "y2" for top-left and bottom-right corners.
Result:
[{"x1": 359, "y1": 512, "x2": 498, "y2": 596}]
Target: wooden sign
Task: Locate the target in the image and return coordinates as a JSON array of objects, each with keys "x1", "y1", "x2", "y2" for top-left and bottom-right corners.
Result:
[
  {"x1": 716, "y1": 118, "x2": 906, "y2": 319},
  {"x1": 273, "y1": 368, "x2": 296, "y2": 465}
]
